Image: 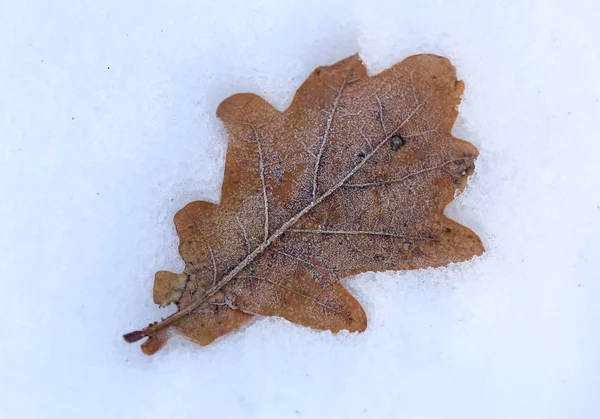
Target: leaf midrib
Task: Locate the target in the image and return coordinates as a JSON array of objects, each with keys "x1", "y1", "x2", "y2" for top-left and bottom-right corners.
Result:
[{"x1": 142, "y1": 101, "x2": 425, "y2": 337}]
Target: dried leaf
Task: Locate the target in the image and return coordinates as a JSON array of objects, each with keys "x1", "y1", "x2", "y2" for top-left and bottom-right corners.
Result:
[{"x1": 124, "y1": 54, "x2": 484, "y2": 354}]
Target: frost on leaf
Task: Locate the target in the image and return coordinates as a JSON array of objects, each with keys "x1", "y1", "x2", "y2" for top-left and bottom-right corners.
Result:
[{"x1": 123, "y1": 54, "x2": 484, "y2": 354}]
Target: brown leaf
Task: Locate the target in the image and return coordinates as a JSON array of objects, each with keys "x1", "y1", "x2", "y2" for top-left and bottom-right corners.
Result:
[{"x1": 124, "y1": 54, "x2": 484, "y2": 354}]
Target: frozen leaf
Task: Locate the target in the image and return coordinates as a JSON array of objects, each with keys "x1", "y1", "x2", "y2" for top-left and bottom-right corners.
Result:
[{"x1": 124, "y1": 53, "x2": 484, "y2": 354}]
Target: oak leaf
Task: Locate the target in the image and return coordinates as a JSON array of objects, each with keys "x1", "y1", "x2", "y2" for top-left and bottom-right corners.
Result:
[{"x1": 124, "y1": 54, "x2": 484, "y2": 355}]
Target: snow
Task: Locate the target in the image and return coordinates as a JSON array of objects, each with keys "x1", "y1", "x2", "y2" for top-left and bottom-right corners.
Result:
[{"x1": 1, "y1": 0, "x2": 599, "y2": 418}]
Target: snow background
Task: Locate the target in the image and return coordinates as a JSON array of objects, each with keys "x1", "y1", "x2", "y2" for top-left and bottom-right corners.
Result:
[{"x1": 1, "y1": 0, "x2": 599, "y2": 418}]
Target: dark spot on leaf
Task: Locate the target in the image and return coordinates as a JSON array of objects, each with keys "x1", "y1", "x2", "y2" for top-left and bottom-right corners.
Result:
[
  {"x1": 273, "y1": 164, "x2": 285, "y2": 181},
  {"x1": 374, "y1": 254, "x2": 385, "y2": 261},
  {"x1": 390, "y1": 135, "x2": 405, "y2": 151},
  {"x1": 443, "y1": 227, "x2": 452, "y2": 233},
  {"x1": 453, "y1": 178, "x2": 461, "y2": 184},
  {"x1": 357, "y1": 151, "x2": 366, "y2": 158}
]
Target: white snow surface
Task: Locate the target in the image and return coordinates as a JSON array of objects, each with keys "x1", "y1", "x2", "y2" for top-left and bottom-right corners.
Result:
[{"x1": 1, "y1": 1, "x2": 599, "y2": 418}]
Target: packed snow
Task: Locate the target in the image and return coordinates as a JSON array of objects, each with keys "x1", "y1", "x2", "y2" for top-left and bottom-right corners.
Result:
[{"x1": 1, "y1": 1, "x2": 598, "y2": 418}]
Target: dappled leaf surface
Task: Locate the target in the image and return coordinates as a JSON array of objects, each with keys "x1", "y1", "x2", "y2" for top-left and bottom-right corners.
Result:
[{"x1": 124, "y1": 54, "x2": 484, "y2": 354}]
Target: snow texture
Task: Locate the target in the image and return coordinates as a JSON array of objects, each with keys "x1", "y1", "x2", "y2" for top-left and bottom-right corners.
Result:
[{"x1": 1, "y1": 1, "x2": 599, "y2": 418}]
